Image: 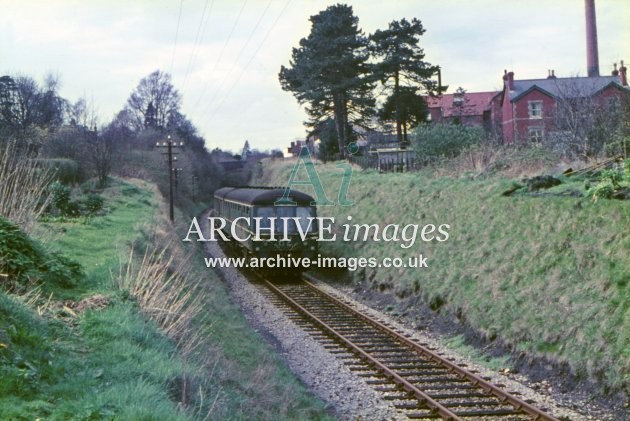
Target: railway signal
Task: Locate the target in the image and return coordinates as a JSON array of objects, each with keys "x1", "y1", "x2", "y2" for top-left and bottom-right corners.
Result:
[{"x1": 155, "y1": 135, "x2": 184, "y2": 222}]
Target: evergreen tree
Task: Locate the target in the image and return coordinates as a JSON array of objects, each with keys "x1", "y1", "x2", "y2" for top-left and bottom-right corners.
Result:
[
  {"x1": 279, "y1": 4, "x2": 374, "y2": 158},
  {"x1": 144, "y1": 102, "x2": 157, "y2": 129},
  {"x1": 313, "y1": 118, "x2": 340, "y2": 162},
  {"x1": 241, "y1": 140, "x2": 252, "y2": 160},
  {"x1": 378, "y1": 86, "x2": 427, "y2": 141},
  {"x1": 370, "y1": 18, "x2": 440, "y2": 144}
]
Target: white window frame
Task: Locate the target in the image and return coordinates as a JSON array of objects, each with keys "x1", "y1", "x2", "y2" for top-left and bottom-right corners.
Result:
[
  {"x1": 528, "y1": 100, "x2": 543, "y2": 119},
  {"x1": 528, "y1": 126, "x2": 544, "y2": 143}
]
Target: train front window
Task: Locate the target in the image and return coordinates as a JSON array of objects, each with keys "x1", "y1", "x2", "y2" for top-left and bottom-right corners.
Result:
[
  {"x1": 255, "y1": 207, "x2": 274, "y2": 229},
  {"x1": 275, "y1": 206, "x2": 296, "y2": 232},
  {"x1": 296, "y1": 207, "x2": 316, "y2": 233}
]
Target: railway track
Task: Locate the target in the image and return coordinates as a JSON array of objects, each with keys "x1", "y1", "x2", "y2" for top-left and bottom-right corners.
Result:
[{"x1": 257, "y1": 274, "x2": 559, "y2": 421}]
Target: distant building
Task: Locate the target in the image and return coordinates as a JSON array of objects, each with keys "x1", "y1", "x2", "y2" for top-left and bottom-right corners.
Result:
[
  {"x1": 500, "y1": 68, "x2": 628, "y2": 143},
  {"x1": 425, "y1": 90, "x2": 502, "y2": 137},
  {"x1": 498, "y1": 0, "x2": 629, "y2": 143},
  {"x1": 211, "y1": 149, "x2": 244, "y2": 171},
  {"x1": 286, "y1": 138, "x2": 314, "y2": 157}
]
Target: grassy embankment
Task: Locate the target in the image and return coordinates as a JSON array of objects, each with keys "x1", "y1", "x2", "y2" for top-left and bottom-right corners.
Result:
[
  {"x1": 1, "y1": 177, "x2": 332, "y2": 420},
  {"x1": 254, "y1": 158, "x2": 629, "y2": 393}
]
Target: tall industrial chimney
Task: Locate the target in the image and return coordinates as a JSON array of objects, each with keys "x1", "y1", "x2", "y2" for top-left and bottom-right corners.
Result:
[{"x1": 585, "y1": 0, "x2": 600, "y2": 77}]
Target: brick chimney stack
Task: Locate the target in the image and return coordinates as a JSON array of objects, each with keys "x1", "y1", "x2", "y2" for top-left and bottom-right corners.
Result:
[
  {"x1": 612, "y1": 63, "x2": 619, "y2": 76},
  {"x1": 503, "y1": 70, "x2": 515, "y2": 90},
  {"x1": 585, "y1": 0, "x2": 600, "y2": 77},
  {"x1": 620, "y1": 60, "x2": 628, "y2": 86}
]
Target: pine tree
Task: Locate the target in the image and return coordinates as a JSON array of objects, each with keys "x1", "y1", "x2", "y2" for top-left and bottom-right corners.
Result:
[
  {"x1": 279, "y1": 4, "x2": 374, "y2": 158},
  {"x1": 370, "y1": 18, "x2": 441, "y2": 145},
  {"x1": 378, "y1": 86, "x2": 428, "y2": 141},
  {"x1": 241, "y1": 140, "x2": 252, "y2": 160}
]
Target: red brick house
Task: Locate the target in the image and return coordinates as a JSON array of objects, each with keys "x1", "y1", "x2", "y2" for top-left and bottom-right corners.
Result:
[
  {"x1": 287, "y1": 138, "x2": 314, "y2": 157},
  {"x1": 426, "y1": 90, "x2": 502, "y2": 137},
  {"x1": 499, "y1": 67, "x2": 629, "y2": 143}
]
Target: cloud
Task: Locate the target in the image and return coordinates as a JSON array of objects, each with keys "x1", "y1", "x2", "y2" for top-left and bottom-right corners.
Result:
[{"x1": 1, "y1": 0, "x2": 628, "y2": 152}]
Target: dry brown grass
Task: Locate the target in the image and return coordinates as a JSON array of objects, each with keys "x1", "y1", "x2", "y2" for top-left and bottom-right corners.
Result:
[
  {"x1": 0, "y1": 140, "x2": 52, "y2": 232},
  {"x1": 114, "y1": 241, "x2": 204, "y2": 353},
  {"x1": 113, "y1": 217, "x2": 220, "y2": 417},
  {"x1": 429, "y1": 143, "x2": 565, "y2": 178}
]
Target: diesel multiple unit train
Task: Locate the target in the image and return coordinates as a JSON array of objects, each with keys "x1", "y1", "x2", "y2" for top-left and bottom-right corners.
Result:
[{"x1": 213, "y1": 187, "x2": 319, "y2": 264}]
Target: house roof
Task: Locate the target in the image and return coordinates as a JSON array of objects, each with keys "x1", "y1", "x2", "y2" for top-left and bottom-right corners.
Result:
[
  {"x1": 506, "y1": 75, "x2": 626, "y2": 102},
  {"x1": 426, "y1": 91, "x2": 500, "y2": 117}
]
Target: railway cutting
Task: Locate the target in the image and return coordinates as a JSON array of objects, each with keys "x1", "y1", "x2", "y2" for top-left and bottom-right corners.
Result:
[{"x1": 256, "y1": 274, "x2": 559, "y2": 421}]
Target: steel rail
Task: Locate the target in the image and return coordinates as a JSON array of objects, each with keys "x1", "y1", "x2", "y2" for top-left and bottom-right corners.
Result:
[
  {"x1": 262, "y1": 279, "x2": 463, "y2": 420},
  {"x1": 302, "y1": 274, "x2": 558, "y2": 421}
]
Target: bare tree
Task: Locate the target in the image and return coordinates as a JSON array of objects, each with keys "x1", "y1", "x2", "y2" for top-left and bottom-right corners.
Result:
[
  {"x1": 550, "y1": 79, "x2": 626, "y2": 160},
  {"x1": 88, "y1": 128, "x2": 115, "y2": 187},
  {"x1": 450, "y1": 87, "x2": 476, "y2": 125},
  {"x1": 126, "y1": 70, "x2": 181, "y2": 131},
  {"x1": 0, "y1": 73, "x2": 67, "y2": 153}
]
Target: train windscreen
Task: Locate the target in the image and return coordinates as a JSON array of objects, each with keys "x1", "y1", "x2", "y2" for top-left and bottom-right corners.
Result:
[{"x1": 254, "y1": 206, "x2": 316, "y2": 233}]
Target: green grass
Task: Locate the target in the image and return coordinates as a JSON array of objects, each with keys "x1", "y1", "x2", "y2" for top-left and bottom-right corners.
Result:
[
  {"x1": 1, "y1": 178, "x2": 193, "y2": 420},
  {"x1": 254, "y1": 158, "x2": 630, "y2": 392},
  {"x1": 1, "y1": 177, "x2": 333, "y2": 420},
  {"x1": 36, "y1": 179, "x2": 160, "y2": 291},
  {"x1": 443, "y1": 335, "x2": 511, "y2": 372},
  {"x1": 0, "y1": 292, "x2": 192, "y2": 420}
]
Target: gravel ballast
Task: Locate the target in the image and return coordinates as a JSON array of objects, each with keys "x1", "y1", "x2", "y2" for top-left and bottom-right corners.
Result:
[{"x1": 200, "y1": 213, "x2": 595, "y2": 420}]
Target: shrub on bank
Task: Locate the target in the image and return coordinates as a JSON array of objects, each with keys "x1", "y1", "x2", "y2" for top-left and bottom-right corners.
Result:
[{"x1": 0, "y1": 216, "x2": 83, "y2": 290}]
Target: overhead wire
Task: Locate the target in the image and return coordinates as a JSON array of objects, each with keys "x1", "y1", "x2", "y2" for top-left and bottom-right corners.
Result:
[
  {"x1": 182, "y1": 0, "x2": 215, "y2": 91},
  {"x1": 201, "y1": 0, "x2": 273, "y2": 108},
  {"x1": 205, "y1": 0, "x2": 292, "y2": 120},
  {"x1": 170, "y1": 0, "x2": 185, "y2": 74},
  {"x1": 193, "y1": 0, "x2": 249, "y2": 108}
]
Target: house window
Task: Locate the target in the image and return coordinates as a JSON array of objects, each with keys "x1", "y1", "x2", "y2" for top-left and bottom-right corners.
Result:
[
  {"x1": 528, "y1": 101, "x2": 543, "y2": 119},
  {"x1": 528, "y1": 127, "x2": 544, "y2": 142}
]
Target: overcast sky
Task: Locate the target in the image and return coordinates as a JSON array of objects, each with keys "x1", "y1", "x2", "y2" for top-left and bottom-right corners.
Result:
[{"x1": 1, "y1": 0, "x2": 628, "y2": 152}]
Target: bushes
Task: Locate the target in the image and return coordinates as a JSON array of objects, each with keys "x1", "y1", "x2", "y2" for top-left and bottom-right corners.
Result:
[
  {"x1": 413, "y1": 122, "x2": 484, "y2": 162},
  {"x1": 34, "y1": 158, "x2": 83, "y2": 184},
  {"x1": 83, "y1": 194, "x2": 104, "y2": 214},
  {"x1": 588, "y1": 159, "x2": 630, "y2": 201},
  {"x1": 0, "y1": 216, "x2": 83, "y2": 289},
  {"x1": 47, "y1": 181, "x2": 104, "y2": 217}
]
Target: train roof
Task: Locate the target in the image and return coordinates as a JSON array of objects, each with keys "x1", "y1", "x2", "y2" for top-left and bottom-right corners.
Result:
[{"x1": 214, "y1": 187, "x2": 315, "y2": 206}]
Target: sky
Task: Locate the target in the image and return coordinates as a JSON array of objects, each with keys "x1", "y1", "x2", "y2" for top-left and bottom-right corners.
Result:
[{"x1": 1, "y1": 0, "x2": 628, "y2": 153}]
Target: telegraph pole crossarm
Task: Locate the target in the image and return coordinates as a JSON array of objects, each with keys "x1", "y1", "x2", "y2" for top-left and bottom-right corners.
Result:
[{"x1": 155, "y1": 135, "x2": 184, "y2": 222}]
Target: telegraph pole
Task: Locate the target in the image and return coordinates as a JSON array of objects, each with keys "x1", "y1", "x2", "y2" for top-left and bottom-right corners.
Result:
[
  {"x1": 156, "y1": 135, "x2": 183, "y2": 222},
  {"x1": 191, "y1": 174, "x2": 198, "y2": 202},
  {"x1": 173, "y1": 167, "x2": 183, "y2": 190}
]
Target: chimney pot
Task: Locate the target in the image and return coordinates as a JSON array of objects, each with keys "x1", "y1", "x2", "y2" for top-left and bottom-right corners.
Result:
[
  {"x1": 612, "y1": 62, "x2": 619, "y2": 76},
  {"x1": 619, "y1": 60, "x2": 628, "y2": 86}
]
